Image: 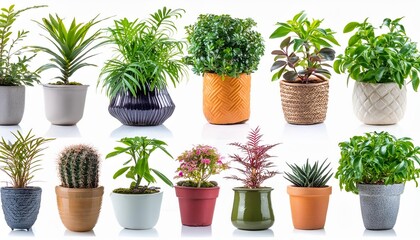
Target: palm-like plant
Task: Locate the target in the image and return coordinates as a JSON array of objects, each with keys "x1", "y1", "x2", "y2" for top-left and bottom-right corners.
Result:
[
  {"x1": 0, "y1": 130, "x2": 54, "y2": 188},
  {"x1": 34, "y1": 14, "x2": 107, "y2": 84},
  {"x1": 98, "y1": 7, "x2": 188, "y2": 98},
  {"x1": 284, "y1": 159, "x2": 333, "y2": 187}
]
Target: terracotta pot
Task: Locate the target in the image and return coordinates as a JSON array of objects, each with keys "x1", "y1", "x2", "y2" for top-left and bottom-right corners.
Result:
[
  {"x1": 231, "y1": 187, "x2": 274, "y2": 230},
  {"x1": 55, "y1": 186, "x2": 104, "y2": 232},
  {"x1": 287, "y1": 185, "x2": 332, "y2": 230},
  {"x1": 175, "y1": 186, "x2": 219, "y2": 226},
  {"x1": 203, "y1": 73, "x2": 251, "y2": 125},
  {"x1": 280, "y1": 80, "x2": 329, "y2": 125}
]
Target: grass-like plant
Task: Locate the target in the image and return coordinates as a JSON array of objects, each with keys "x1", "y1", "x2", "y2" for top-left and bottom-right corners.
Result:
[
  {"x1": 0, "y1": 130, "x2": 54, "y2": 188},
  {"x1": 0, "y1": 4, "x2": 45, "y2": 86},
  {"x1": 270, "y1": 11, "x2": 339, "y2": 83},
  {"x1": 334, "y1": 17, "x2": 420, "y2": 90},
  {"x1": 284, "y1": 159, "x2": 332, "y2": 187},
  {"x1": 225, "y1": 127, "x2": 280, "y2": 188},
  {"x1": 34, "y1": 14, "x2": 107, "y2": 85},
  {"x1": 99, "y1": 7, "x2": 188, "y2": 98},
  {"x1": 106, "y1": 136, "x2": 173, "y2": 194},
  {"x1": 336, "y1": 131, "x2": 420, "y2": 194}
]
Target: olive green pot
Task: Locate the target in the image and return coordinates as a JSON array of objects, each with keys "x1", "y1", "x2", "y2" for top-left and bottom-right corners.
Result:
[{"x1": 231, "y1": 187, "x2": 275, "y2": 230}]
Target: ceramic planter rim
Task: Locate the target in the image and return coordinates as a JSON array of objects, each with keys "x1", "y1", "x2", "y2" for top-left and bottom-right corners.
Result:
[
  {"x1": 287, "y1": 185, "x2": 332, "y2": 196},
  {"x1": 175, "y1": 185, "x2": 220, "y2": 190},
  {"x1": 55, "y1": 185, "x2": 104, "y2": 194},
  {"x1": 232, "y1": 187, "x2": 273, "y2": 192},
  {"x1": 1, "y1": 186, "x2": 41, "y2": 191},
  {"x1": 204, "y1": 72, "x2": 251, "y2": 78},
  {"x1": 42, "y1": 84, "x2": 89, "y2": 88},
  {"x1": 110, "y1": 190, "x2": 163, "y2": 197}
]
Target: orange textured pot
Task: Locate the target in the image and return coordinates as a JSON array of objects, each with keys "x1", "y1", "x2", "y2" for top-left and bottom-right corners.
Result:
[
  {"x1": 203, "y1": 73, "x2": 251, "y2": 124},
  {"x1": 55, "y1": 186, "x2": 104, "y2": 232},
  {"x1": 287, "y1": 185, "x2": 332, "y2": 230}
]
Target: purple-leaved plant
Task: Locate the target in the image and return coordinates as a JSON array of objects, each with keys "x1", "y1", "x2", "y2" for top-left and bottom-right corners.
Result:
[{"x1": 225, "y1": 127, "x2": 280, "y2": 188}]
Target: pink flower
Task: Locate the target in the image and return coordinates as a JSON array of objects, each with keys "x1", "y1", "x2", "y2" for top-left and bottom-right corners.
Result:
[
  {"x1": 201, "y1": 158, "x2": 210, "y2": 165},
  {"x1": 178, "y1": 171, "x2": 183, "y2": 177}
]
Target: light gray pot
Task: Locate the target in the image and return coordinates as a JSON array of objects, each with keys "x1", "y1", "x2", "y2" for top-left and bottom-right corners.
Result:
[
  {"x1": 357, "y1": 183, "x2": 404, "y2": 230},
  {"x1": 352, "y1": 82, "x2": 406, "y2": 125},
  {"x1": 0, "y1": 86, "x2": 25, "y2": 125},
  {"x1": 43, "y1": 84, "x2": 88, "y2": 125}
]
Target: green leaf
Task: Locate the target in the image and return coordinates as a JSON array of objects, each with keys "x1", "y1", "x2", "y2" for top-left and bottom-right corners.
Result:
[
  {"x1": 343, "y1": 22, "x2": 360, "y2": 33},
  {"x1": 270, "y1": 26, "x2": 291, "y2": 39},
  {"x1": 113, "y1": 167, "x2": 130, "y2": 179},
  {"x1": 151, "y1": 168, "x2": 173, "y2": 187}
]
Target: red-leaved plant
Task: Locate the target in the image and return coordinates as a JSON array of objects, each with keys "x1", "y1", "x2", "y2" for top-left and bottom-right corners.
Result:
[{"x1": 225, "y1": 127, "x2": 280, "y2": 188}]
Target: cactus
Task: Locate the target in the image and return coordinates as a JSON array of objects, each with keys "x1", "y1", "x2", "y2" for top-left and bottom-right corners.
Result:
[{"x1": 57, "y1": 144, "x2": 100, "y2": 188}]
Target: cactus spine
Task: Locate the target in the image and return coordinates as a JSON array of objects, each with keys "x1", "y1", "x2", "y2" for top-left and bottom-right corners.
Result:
[{"x1": 58, "y1": 144, "x2": 100, "y2": 188}]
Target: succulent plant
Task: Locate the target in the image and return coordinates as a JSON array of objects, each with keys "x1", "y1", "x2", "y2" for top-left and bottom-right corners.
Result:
[
  {"x1": 57, "y1": 144, "x2": 101, "y2": 188},
  {"x1": 284, "y1": 159, "x2": 333, "y2": 187}
]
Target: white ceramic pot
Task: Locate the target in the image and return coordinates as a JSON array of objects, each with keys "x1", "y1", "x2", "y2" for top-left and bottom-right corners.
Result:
[
  {"x1": 352, "y1": 82, "x2": 406, "y2": 125},
  {"x1": 110, "y1": 191, "x2": 163, "y2": 230},
  {"x1": 43, "y1": 84, "x2": 88, "y2": 125},
  {"x1": 0, "y1": 86, "x2": 25, "y2": 125}
]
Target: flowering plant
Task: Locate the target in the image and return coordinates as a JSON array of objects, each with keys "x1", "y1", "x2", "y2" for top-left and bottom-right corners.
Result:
[{"x1": 175, "y1": 145, "x2": 229, "y2": 188}]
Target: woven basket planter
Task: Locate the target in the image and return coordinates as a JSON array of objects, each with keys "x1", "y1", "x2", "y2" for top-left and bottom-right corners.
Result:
[
  {"x1": 203, "y1": 73, "x2": 251, "y2": 125},
  {"x1": 280, "y1": 80, "x2": 329, "y2": 125}
]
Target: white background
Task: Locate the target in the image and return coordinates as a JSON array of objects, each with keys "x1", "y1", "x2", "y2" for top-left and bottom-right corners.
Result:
[{"x1": 1, "y1": 0, "x2": 420, "y2": 239}]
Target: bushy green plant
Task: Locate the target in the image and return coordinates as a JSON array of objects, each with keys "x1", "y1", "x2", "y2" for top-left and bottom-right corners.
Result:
[
  {"x1": 336, "y1": 131, "x2": 420, "y2": 194},
  {"x1": 0, "y1": 4, "x2": 45, "y2": 86},
  {"x1": 106, "y1": 136, "x2": 173, "y2": 194},
  {"x1": 34, "y1": 14, "x2": 107, "y2": 85},
  {"x1": 284, "y1": 159, "x2": 332, "y2": 187},
  {"x1": 270, "y1": 11, "x2": 339, "y2": 83},
  {"x1": 0, "y1": 130, "x2": 54, "y2": 188},
  {"x1": 57, "y1": 144, "x2": 100, "y2": 188},
  {"x1": 333, "y1": 17, "x2": 420, "y2": 90},
  {"x1": 185, "y1": 14, "x2": 265, "y2": 78},
  {"x1": 99, "y1": 7, "x2": 188, "y2": 98}
]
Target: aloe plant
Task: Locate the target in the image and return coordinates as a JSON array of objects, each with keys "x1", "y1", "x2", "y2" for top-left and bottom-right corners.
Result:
[
  {"x1": 284, "y1": 159, "x2": 333, "y2": 187},
  {"x1": 34, "y1": 14, "x2": 107, "y2": 84}
]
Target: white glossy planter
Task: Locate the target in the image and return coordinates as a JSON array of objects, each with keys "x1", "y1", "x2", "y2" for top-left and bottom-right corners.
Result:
[
  {"x1": 110, "y1": 191, "x2": 163, "y2": 230},
  {"x1": 0, "y1": 86, "x2": 25, "y2": 125},
  {"x1": 43, "y1": 84, "x2": 88, "y2": 125},
  {"x1": 352, "y1": 82, "x2": 406, "y2": 125}
]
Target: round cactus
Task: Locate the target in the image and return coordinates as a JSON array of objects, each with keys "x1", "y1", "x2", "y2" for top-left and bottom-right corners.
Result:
[{"x1": 57, "y1": 144, "x2": 100, "y2": 188}]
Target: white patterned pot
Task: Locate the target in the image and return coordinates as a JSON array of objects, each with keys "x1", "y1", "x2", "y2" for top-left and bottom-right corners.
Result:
[{"x1": 352, "y1": 82, "x2": 406, "y2": 125}]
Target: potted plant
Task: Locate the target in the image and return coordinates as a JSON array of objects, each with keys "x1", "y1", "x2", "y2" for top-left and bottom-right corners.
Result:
[
  {"x1": 106, "y1": 136, "x2": 173, "y2": 229},
  {"x1": 0, "y1": 4, "x2": 45, "y2": 125},
  {"x1": 269, "y1": 11, "x2": 339, "y2": 125},
  {"x1": 225, "y1": 127, "x2": 280, "y2": 230},
  {"x1": 336, "y1": 131, "x2": 420, "y2": 230},
  {"x1": 185, "y1": 14, "x2": 265, "y2": 125},
  {"x1": 174, "y1": 144, "x2": 229, "y2": 226},
  {"x1": 334, "y1": 17, "x2": 420, "y2": 125},
  {"x1": 33, "y1": 14, "x2": 107, "y2": 125},
  {"x1": 98, "y1": 7, "x2": 188, "y2": 126},
  {"x1": 55, "y1": 144, "x2": 103, "y2": 232},
  {"x1": 284, "y1": 159, "x2": 333, "y2": 230},
  {"x1": 0, "y1": 130, "x2": 54, "y2": 230}
]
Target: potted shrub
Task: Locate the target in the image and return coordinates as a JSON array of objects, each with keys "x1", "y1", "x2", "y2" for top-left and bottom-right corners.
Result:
[
  {"x1": 174, "y1": 144, "x2": 229, "y2": 226},
  {"x1": 185, "y1": 14, "x2": 265, "y2": 125},
  {"x1": 284, "y1": 159, "x2": 333, "y2": 230},
  {"x1": 98, "y1": 7, "x2": 188, "y2": 126},
  {"x1": 336, "y1": 131, "x2": 420, "y2": 230},
  {"x1": 225, "y1": 127, "x2": 280, "y2": 230},
  {"x1": 55, "y1": 144, "x2": 103, "y2": 232},
  {"x1": 33, "y1": 14, "x2": 107, "y2": 125},
  {"x1": 0, "y1": 5, "x2": 45, "y2": 125},
  {"x1": 0, "y1": 130, "x2": 54, "y2": 230},
  {"x1": 269, "y1": 11, "x2": 339, "y2": 125},
  {"x1": 106, "y1": 136, "x2": 173, "y2": 229},
  {"x1": 334, "y1": 17, "x2": 420, "y2": 125}
]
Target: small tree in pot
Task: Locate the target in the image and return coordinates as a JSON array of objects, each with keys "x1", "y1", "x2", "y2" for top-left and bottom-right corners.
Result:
[
  {"x1": 270, "y1": 11, "x2": 339, "y2": 125},
  {"x1": 0, "y1": 130, "x2": 54, "y2": 230},
  {"x1": 284, "y1": 159, "x2": 333, "y2": 230},
  {"x1": 106, "y1": 136, "x2": 173, "y2": 229},
  {"x1": 174, "y1": 144, "x2": 229, "y2": 226},
  {"x1": 55, "y1": 144, "x2": 103, "y2": 232},
  {"x1": 225, "y1": 127, "x2": 280, "y2": 230},
  {"x1": 334, "y1": 17, "x2": 420, "y2": 125},
  {"x1": 336, "y1": 131, "x2": 420, "y2": 230},
  {"x1": 0, "y1": 5, "x2": 45, "y2": 125}
]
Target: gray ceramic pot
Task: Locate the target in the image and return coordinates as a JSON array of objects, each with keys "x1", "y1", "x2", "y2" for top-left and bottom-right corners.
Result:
[
  {"x1": 357, "y1": 183, "x2": 404, "y2": 230},
  {"x1": 0, "y1": 86, "x2": 25, "y2": 125},
  {"x1": 1, "y1": 187, "x2": 42, "y2": 230},
  {"x1": 43, "y1": 84, "x2": 88, "y2": 125}
]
